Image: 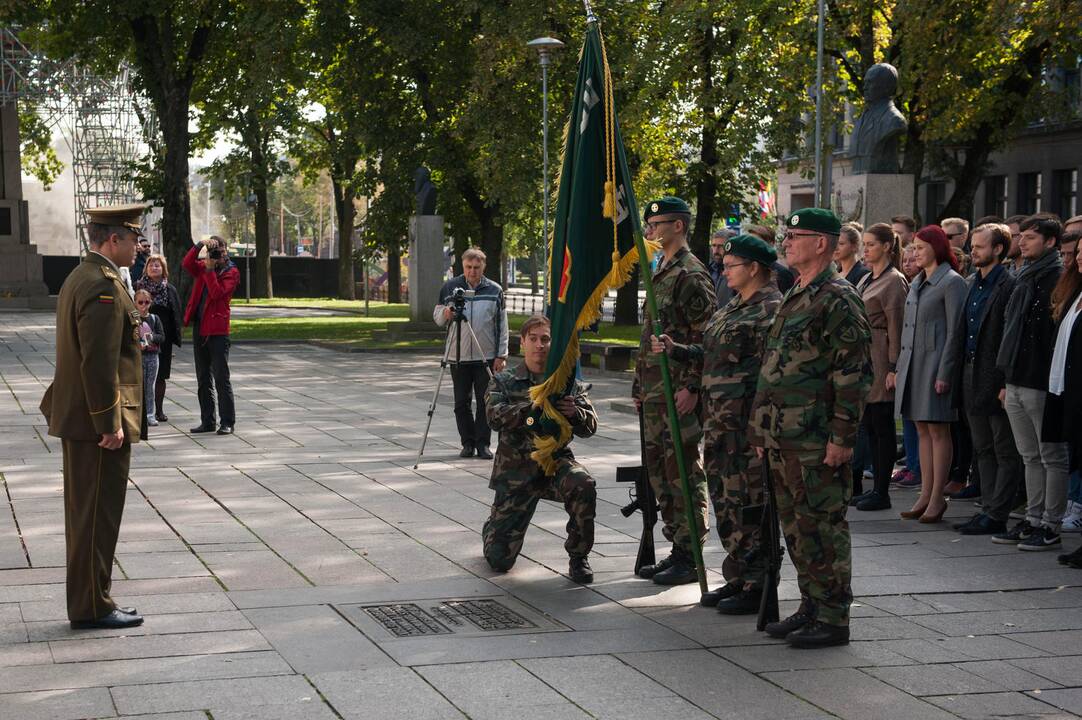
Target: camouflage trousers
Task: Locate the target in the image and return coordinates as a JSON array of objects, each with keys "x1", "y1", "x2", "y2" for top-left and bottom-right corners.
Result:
[
  {"x1": 482, "y1": 459, "x2": 596, "y2": 571},
  {"x1": 703, "y1": 424, "x2": 765, "y2": 589},
  {"x1": 643, "y1": 401, "x2": 708, "y2": 553},
  {"x1": 767, "y1": 448, "x2": 853, "y2": 626}
]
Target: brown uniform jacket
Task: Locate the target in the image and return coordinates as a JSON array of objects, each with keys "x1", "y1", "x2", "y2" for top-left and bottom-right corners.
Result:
[{"x1": 40, "y1": 253, "x2": 145, "y2": 443}]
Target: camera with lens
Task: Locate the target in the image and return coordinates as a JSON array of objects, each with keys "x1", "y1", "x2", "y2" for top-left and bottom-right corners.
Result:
[
  {"x1": 450, "y1": 287, "x2": 474, "y2": 320},
  {"x1": 208, "y1": 248, "x2": 224, "y2": 260}
]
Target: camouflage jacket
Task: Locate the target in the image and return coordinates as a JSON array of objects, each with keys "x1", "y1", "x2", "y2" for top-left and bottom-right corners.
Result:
[
  {"x1": 633, "y1": 245, "x2": 716, "y2": 403},
  {"x1": 748, "y1": 267, "x2": 872, "y2": 451},
  {"x1": 671, "y1": 285, "x2": 782, "y2": 432},
  {"x1": 485, "y1": 363, "x2": 597, "y2": 490}
]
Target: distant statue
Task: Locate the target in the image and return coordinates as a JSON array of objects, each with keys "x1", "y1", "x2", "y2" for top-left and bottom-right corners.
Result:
[
  {"x1": 848, "y1": 63, "x2": 907, "y2": 174},
  {"x1": 413, "y1": 166, "x2": 438, "y2": 215}
]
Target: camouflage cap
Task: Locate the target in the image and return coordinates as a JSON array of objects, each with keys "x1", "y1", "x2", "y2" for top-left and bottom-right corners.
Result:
[
  {"x1": 724, "y1": 233, "x2": 777, "y2": 266},
  {"x1": 643, "y1": 196, "x2": 691, "y2": 221},
  {"x1": 785, "y1": 207, "x2": 840, "y2": 235},
  {"x1": 85, "y1": 204, "x2": 147, "y2": 237}
]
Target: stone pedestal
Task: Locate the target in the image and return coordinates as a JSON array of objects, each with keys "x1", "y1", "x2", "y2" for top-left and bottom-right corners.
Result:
[
  {"x1": 0, "y1": 102, "x2": 51, "y2": 309},
  {"x1": 833, "y1": 173, "x2": 914, "y2": 228},
  {"x1": 408, "y1": 215, "x2": 445, "y2": 324}
]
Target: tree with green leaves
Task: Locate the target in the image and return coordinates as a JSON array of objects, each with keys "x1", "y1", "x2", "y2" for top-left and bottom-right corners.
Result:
[{"x1": 197, "y1": 0, "x2": 304, "y2": 298}]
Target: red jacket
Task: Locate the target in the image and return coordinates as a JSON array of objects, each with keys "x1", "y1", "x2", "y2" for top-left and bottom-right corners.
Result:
[{"x1": 182, "y1": 245, "x2": 240, "y2": 336}]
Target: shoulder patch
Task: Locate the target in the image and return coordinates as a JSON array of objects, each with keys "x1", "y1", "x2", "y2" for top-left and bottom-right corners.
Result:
[{"x1": 98, "y1": 295, "x2": 114, "y2": 304}]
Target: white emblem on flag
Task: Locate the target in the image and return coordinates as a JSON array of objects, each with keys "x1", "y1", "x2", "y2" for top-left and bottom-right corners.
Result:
[{"x1": 580, "y1": 78, "x2": 600, "y2": 135}]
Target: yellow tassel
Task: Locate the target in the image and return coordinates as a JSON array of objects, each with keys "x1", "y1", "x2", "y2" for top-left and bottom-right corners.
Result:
[{"x1": 602, "y1": 180, "x2": 615, "y2": 218}]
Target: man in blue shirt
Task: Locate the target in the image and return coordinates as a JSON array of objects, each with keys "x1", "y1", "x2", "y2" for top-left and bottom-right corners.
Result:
[{"x1": 953, "y1": 224, "x2": 1022, "y2": 536}]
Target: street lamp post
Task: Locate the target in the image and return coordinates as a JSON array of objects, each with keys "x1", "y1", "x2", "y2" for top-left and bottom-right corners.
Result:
[{"x1": 527, "y1": 35, "x2": 565, "y2": 314}]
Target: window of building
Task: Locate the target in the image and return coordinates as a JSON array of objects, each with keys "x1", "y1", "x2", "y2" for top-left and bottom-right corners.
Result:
[
  {"x1": 925, "y1": 182, "x2": 946, "y2": 223},
  {"x1": 984, "y1": 175, "x2": 1008, "y2": 219},
  {"x1": 1052, "y1": 168, "x2": 1078, "y2": 219},
  {"x1": 1017, "y1": 172, "x2": 1042, "y2": 215}
]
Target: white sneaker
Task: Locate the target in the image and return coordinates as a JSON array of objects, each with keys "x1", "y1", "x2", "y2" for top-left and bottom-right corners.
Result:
[
  {"x1": 862, "y1": 469, "x2": 874, "y2": 480},
  {"x1": 1061, "y1": 505, "x2": 1082, "y2": 534},
  {"x1": 147, "y1": 415, "x2": 159, "y2": 427}
]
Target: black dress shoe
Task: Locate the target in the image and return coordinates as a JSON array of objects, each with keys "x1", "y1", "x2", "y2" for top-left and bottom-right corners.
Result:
[
  {"x1": 953, "y1": 513, "x2": 984, "y2": 531},
  {"x1": 848, "y1": 489, "x2": 874, "y2": 507},
  {"x1": 459, "y1": 445, "x2": 475, "y2": 458},
  {"x1": 117, "y1": 606, "x2": 137, "y2": 615},
  {"x1": 959, "y1": 515, "x2": 1006, "y2": 536},
  {"x1": 216, "y1": 425, "x2": 234, "y2": 435},
  {"x1": 638, "y1": 551, "x2": 676, "y2": 579},
  {"x1": 787, "y1": 620, "x2": 850, "y2": 648},
  {"x1": 699, "y1": 582, "x2": 743, "y2": 607},
  {"x1": 1058, "y1": 545, "x2": 1082, "y2": 567},
  {"x1": 717, "y1": 587, "x2": 763, "y2": 615},
  {"x1": 950, "y1": 484, "x2": 981, "y2": 500},
  {"x1": 765, "y1": 601, "x2": 815, "y2": 638},
  {"x1": 155, "y1": 412, "x2": 168, "y2": 422},
  {"x1": 70, "y1": 609, "x2": 144, "y2": 630},
  {"x1": 190, "y1": 424, "x2": 216, "y2": 434},
  {"x1": 569, "y1": 555, "x2": 593, "y2": 583},
  {"x1": 652, "y1": 552, "x2": 697, "y2": 585},
  {"x1": 476, "y1": 446, "x2": 493, "y2": 460},
  {"x1": 856, "y1": 491, "x2": 891, "y2": 511}
]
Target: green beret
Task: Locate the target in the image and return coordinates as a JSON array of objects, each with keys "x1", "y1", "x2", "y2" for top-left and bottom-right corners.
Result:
[
  {"x1": 785, "y1": 207, "x2": 841, "y2": 235},
  {"x1": 643, "y1": 196, "x2": 691, "y2": 221},
  {"x1": 723, "y1": 233, "x2": 777, "y2": 266}
]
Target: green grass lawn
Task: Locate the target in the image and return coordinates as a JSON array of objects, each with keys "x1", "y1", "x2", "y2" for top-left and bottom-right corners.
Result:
[{"x1": 221, "y1": 298, "x2": 642, "y2": 348}]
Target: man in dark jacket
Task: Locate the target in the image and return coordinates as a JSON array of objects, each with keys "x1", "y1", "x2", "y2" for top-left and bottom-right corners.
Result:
[
  {"x1": 952, "y1": 224, "x2": 1022, "y2": 535},
  {"x1": 183, "y1": 236, "x2": 240, "y2": 435},
  {"x1": 995, "y1": 214, "x2": 1069, "y2": 550}
]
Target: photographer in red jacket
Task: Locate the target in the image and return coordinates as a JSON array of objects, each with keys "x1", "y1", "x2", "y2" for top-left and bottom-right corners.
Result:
[{"x1": 183, "y1": 236, "x2": 240, "y2": 435}]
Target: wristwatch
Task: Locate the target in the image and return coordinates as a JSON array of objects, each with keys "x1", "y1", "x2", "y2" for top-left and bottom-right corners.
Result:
[{"x1": 686, "y1": 385, "x2": 700, "y2": 395}]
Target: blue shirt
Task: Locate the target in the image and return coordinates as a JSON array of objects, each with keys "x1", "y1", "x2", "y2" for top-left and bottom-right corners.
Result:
[{"x1": 964, "y1": 264, "x2": 1004, "y2": 356}]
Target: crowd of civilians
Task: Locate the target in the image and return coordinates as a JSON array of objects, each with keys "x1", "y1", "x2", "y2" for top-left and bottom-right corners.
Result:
[{"x1": 799, "y1": 212, "x2": 1082, "y2": 568}]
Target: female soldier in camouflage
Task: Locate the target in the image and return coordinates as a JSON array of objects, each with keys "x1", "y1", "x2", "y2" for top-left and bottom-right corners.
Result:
[{"x1": 652, "y1": 234, "x2": 782, "y2": 613}]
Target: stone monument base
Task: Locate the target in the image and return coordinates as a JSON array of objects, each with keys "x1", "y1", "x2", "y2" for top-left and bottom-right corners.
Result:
[
  {"x1": 833, "y1": 174, "x2": 914, "y2": 228},
  {"x1": 408, "y1": 215, "x2": 445, "y2": 325}
]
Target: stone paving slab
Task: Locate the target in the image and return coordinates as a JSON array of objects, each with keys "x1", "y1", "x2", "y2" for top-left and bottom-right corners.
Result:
[{"x1": 1, "y1": 311, "x2": 1081, "y2": 719}]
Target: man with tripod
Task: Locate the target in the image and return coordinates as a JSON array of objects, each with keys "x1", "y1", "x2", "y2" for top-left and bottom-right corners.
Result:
[{"x1": 434, "y1": 247, "x2": 508, "y2": 459}]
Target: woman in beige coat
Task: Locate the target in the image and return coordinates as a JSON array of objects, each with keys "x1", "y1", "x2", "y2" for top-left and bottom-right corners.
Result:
[{"x1": 851, "y1": 224, "x2": 909, "y2": 511}]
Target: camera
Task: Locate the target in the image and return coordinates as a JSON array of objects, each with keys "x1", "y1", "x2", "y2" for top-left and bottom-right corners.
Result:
[
  {"x1": 450, "y1": 287, "x2": 474, "y2": 319},
  {"x1": 208, "y1": 248, "x2": 224, "y2": 260}
]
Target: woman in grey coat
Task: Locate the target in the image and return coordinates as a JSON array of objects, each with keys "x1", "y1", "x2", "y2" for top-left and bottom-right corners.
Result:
[{"x1": 892, "y1": 225, "x2": 967, "y2": 523}]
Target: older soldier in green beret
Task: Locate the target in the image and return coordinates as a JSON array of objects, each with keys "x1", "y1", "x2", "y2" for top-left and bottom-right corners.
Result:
[
  {"x1": 653, "y1": 234, "x2": 783, "y2": 611},
  {"x1": 40, "y1": 204, "x2": 148, "y2": 629},
  {"x1": 632, "y1": 196, "x2": 716, "y2": 585},
  {"x1": 749, "y1": 208, "x2": 872, "y2": 648}
]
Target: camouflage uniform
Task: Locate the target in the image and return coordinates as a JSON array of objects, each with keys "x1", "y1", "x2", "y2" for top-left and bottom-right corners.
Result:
[
  {"x1": 748, "y1": 267, "x2": 872, "y2": 627},
  {"x1": 672, "y1": 285, "x2": 782, "y2": 589},
  {"x1": 482, "y1": 363, "x2": 598, "y2": 571},
  {"x1": 633, "y1": 246, "x2": 716, "y2": 552}
]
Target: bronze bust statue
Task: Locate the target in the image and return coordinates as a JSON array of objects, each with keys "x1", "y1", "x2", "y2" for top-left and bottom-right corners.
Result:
[
  {"x1": 848, "y1": 63, "x2": 907, "y2": 175},
  {"x1": 413, "y1": 166, "x2": 438, "y2": 216}
]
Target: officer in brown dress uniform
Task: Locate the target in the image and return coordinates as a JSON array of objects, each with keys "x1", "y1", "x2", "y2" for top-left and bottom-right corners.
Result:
[{"x1": 40, "y1": 204, "x2": 148, "y2": 629}]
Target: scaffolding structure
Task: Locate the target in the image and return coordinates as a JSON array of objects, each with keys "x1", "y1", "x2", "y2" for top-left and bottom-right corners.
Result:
[{"x1": 0, "y1": 28, "x2": 155, "y2": 251}]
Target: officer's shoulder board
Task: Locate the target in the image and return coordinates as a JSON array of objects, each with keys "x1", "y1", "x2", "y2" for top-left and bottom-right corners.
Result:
[{"x1": 100, "y1": 266, "x2": 119, "y2": 281}]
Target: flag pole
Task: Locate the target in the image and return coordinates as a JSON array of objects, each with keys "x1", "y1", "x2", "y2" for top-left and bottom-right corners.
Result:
[{"x1": 582, "y1": 7, "x2": 708, "y2": 594}]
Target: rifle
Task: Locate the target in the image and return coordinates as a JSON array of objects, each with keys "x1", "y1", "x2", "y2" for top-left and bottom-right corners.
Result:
[
  {"x1": 755, "y1": 452, "x2": 781, "y2": 630},
  {"x1": 616, "y1": 407, "x2": 657, "y2": 575}
]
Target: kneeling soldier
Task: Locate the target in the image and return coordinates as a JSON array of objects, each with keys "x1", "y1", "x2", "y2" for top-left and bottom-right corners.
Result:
[{"x1": 482, "y1": 315, "x2": 598, "y2": 583}]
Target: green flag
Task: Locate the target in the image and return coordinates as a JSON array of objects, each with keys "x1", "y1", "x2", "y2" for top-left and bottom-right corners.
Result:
[{"x1": 529, "y1": 20, "x2": 655, "y2": 473}]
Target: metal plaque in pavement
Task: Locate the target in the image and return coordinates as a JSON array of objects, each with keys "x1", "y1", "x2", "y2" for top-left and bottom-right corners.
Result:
[{"x1": 338, "y1": 596, "x2": 567, "y2": 640}]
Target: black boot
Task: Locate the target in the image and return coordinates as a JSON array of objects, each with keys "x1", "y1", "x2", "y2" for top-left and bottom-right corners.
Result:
[
  {"x1": 716, "y1": 587, "x2": 763, "y2": 615},
  {"x1": 856, "y1": 490, "x2": 891, "y2": 511},
  {"x1": 786, "y1": 620, "x2": 850, "y2": 648},
  {"x1": 569, "y1": 555, "x2": 593, "y2": 583},
  {"x1": 638, "y1": 550, "x2": 677, "y2": 579},
  {"x1": 764, "y1": 599, "x2": 815, "y2": 638},
  {"x1": 700, "y1": 582, "x2": 743, "y2": 607},
  {"x1": 154, "y1": 378, "x2": 168, "y2": 421},
  {"x1": 652, "y1": 548, "x2": 697, "y2": 585}
]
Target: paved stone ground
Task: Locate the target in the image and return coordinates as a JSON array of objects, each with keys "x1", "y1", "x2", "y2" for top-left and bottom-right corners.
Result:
[{"x1": 1, "y1": 310, "x2": 1081, "y2": 720}]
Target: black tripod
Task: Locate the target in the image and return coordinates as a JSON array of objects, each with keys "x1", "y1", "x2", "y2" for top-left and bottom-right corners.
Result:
[{"x1": 414, "y1": 299, "x2": 495, "y2": 468}]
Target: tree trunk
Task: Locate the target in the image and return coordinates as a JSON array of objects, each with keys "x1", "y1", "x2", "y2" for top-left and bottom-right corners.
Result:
[
  {"x1": 332, "y1": 178, "x2": 356, "y2": 299},
  {"x1": 614, "y1": 272, "x2": 640, "y2": 325},
  {"x1": 252, "y1": 181, "x2": 273, "y2": 298},
  {"x1": 901, "y1": 115, "x2": 926, "y2": 224},
  {"x1": 387, "y1": 248, "x2": 401, "y2": 303},
  {"x1": 159, "y1": 111, "x2": 195, "y2": 302},
  {"x1": 530, "y1": 248, "x2": 539, "y2": 294},
  {"x1": 478, "y1": 208, "x2": 504, "y2": 286},
  {"x1": 690, "y1": 21, "x2": 717, "y2": 264}
]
